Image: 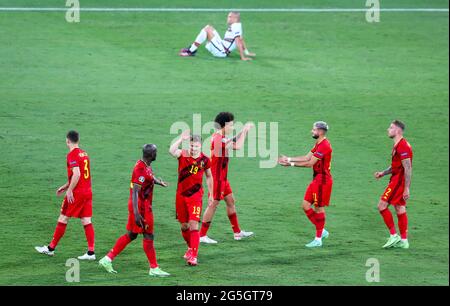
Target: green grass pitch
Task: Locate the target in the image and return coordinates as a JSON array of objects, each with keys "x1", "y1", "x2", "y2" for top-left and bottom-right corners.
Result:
[{"x1": 0, "y1": 0, "x2": 448, "y2": 285}]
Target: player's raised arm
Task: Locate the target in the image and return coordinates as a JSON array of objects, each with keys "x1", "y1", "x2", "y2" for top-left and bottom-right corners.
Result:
[
  {"x1": 229, "y1": 123, "x2": 254, "y2": 150},
  {"x1": 66, "y1": 166, "x2": 80, "y2": 203},
  {"x1": 169, "y1": 130, "x2": 191, "y2": 158},
  {"x1": 401, "y1": 158, "x2": 412, "y2": 200}
]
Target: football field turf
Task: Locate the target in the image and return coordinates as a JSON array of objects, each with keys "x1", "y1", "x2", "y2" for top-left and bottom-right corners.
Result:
[{"x1": 0, "y1": 0, "x2": 448, "y2": 285}]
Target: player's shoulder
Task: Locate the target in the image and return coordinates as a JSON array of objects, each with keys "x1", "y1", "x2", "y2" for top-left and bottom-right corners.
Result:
[
  {"x1": 318, "y1": 138, "x2": 332, "y2": 150},
  {"x1": 67, "y1": 147, "x2": 83, "y2": 159},
  {"x1": 133, "y1": 160, "x2": 145, "y2": 171},
  {"x1": 231, "y1": 22, "x2": 243, "y2": 33},
  {"x1": 201, "y1": 152, "x2": 211, "y2": 162},
  {"x1": 398, "y1": 138, "x2": 413, "y2": 153}
]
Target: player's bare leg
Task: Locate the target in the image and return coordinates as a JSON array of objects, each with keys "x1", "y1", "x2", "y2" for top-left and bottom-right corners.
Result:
[
  {"x1": 180, "y1": 25, "x2": 216, "y2": 56},
  {"x1": 35, "y1": 214, "x2": 69, "y2": 256},
  {"x1": 224, "y1": 194, "x2": 254, "y2": 241},
  {"x1": 200, "y1": 200, "x2": 219, "y2": 244},
  {"x1": 99, "y1": 231, "x2": 137, "y2": 274},
  {"x1": 378, "y1": 201, "x2": 401, "y2": 248},
  {"x1": 186, "y1": 220, "x2": 200, "y2": 266},
  {"x1": 144, "y1": 233, "x2": 170, "y2": 277},
  {"x1": 78, "y1": 217, "x2": 96, "y2": 260},
  {"x1": 393, "y1": 205, "x2": 409, "y2": 249},
  {"x1": 303, "y1": 201, "x2": 329, "y2": 248}
]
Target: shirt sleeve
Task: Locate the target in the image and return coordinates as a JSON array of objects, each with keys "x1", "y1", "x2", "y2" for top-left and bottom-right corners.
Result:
[
  {"x1": 231, "y1": 23, "x2": 242, "y2": 38},
  {"x1": 312, "y1": 143, "x2": 330, "y2": 160},
  {"x1": 131, "y1": 166, "x2": 146, "y2": 185},
  {"x1": 204, "y1": 157, "x2": 211, "y2": 170},
  {"x1": 67, "y1": 152, "x2": 79, "y2": 168},
  {"x1": 397, "y1": 142, "x2": 412, "y2": 160}
]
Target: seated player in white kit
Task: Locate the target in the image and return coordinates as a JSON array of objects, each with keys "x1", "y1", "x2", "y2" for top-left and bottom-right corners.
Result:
[{"x1": 179, "y1": 11, "x2": 256, "y2": 61}]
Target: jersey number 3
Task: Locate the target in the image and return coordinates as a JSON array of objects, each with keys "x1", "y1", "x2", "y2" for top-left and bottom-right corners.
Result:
[{"x1": 83, "y1": 159, "x2": 90, "y2": 179}]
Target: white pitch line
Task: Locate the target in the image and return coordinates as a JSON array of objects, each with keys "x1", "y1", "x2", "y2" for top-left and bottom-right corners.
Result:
[{"x1": 0, "y1": 7, "x2": 448, "y2": 13}]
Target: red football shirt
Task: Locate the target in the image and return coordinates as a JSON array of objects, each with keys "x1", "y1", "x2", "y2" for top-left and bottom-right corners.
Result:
[
  {"x1": 311, "y1": 138, "x2": 333, "y2": 180},
  {"x1": 390, "y1": 138, "x2": 413, "y2": 179},
  {"x1": 66, "y1": 147, "x2": 92, "y2": 195},
  {"x1": 210, "y1": 132, "x2": 230, "y2": 182},
  {"x1": 128, "y1": 160, "x2": 154, "y2": 212},
  {"x1": 177, "y1": 150, "x2": 211, "y2": 197}
]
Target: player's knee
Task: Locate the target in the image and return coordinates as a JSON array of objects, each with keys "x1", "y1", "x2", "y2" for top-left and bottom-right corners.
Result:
[
  {"x1": 395, "y1": 206, "x2": 406, "y2": 215},
  {"x1": 58, "y1": 215, "x2": 69, "y2": 224},
  {"x1": 378, "y1": 201, "x2": 388, "y2": 211},
  {"x1": 143, "y1": 233, "x2": 154, "y2": 241},
  {"x1": 189, "y1": 221, "x2": 199, "y2": 231},
  {"x1": 80, "y1": 218, "x2": 91, "y2": 226},
  {"x1": 302, "y1": 201, "x2": 312, "y2": 211},
  {"x1": 181, "y1": 223, "x2": 189, "y2": 231},
  {"x1": 208, "y1": 201, "x2": 219, "y2": 209},
  {"x1": 127, "y1": 231, "x2": 138, "y2": 241}
]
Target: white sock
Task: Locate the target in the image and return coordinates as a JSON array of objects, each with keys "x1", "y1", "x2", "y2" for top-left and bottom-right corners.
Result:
[
  {"x1": 189, "y1": 29, "x2": 207, "y2": 52},
  {"x1": 391, "y1": 234, "x2": 398, "y2": 238},
  {"x1": 315, "y1": 237, "x2": 322, "y2": 242},
  {"x1": 401, "y1": 239, "x2": 408, "y2": 243}
]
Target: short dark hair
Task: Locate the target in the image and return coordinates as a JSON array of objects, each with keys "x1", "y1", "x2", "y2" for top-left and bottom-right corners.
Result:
[
  {"x1": 143, "y1": 144, "x2": 157, "y2": 159},
  {"x1": 215, "y1": 112, "x2": 234, "y2": 129},
  {"x1": 66, "y1": 130, "x2": 79, "y2": 143},
  {"x1": 190, "y1": 135, "x2": 202, "y2": 143},
  {"x1": 392, "y1": 120, "x2": 406, "y2": 131}
]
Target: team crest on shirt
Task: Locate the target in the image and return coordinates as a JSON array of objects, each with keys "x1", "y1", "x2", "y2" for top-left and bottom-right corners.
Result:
[{"x1": 139, "y1": 176, "x2": 145, "y2": 183}]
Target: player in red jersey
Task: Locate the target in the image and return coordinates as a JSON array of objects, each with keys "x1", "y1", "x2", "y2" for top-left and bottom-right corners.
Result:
[
  {"x1": 199, "y1": 112, "x2": 254, "y2": 244},
  {"x1": 99, "y1": 144, "x2": 170, "y2": 277},
  {"x1": 278, "y1": 121, "x2": 332, "y2": 248},
  {"x1": 375, "y1": 120, "x2": 413, "y2": 249},
  {"x1": 169, "y1": 130, "x2": 214, "y2": 266},
  {"x1": 35, "y1": 130, "x2": 96, "y2": 260}
]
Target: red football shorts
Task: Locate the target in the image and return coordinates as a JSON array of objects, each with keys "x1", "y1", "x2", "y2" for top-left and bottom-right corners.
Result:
[
  {"x1": 304, "y1": 179, "x2": 333, "y2": 207},
  {"x1": 381, "y1": 178, "x2": 406, "y2": 206},
  {"x1": 176, "y1": 193, "x2": 202, "y2": 223},
  {"x1": 126, "y1": 202, "x2": 154, "y2": 234},
  {"x1": 60, "y1": 192, "x2": 92, "y2": 218},
  {"x1": 210, "y1": 179, "x2": 233, "y2": 201}
]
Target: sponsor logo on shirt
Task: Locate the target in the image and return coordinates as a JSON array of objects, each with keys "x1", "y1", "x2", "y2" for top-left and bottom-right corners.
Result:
[{"x1": 139, "y1": 176, "x2": 145, "y2": 183}]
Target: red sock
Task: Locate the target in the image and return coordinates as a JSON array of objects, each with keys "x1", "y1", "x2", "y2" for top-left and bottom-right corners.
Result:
[
  {"x1": 200, "y1": 222, "x2": 211, "y2": 237},
  {"x1": 49, "y1": 222, "x2": 67, "y2": 249},
  {"x1": 380, "y1": 208, "x2": 397, "y2": 235},
  {"x1": 107, "y1": 234, "x2": 132, "y2": 261},
  {"x1": 181, "y1": 229, "x2": 191, "y2": 246},
  {"x1": 190, "y1": 230, "x2": 200, "y2": 257},
  {"x1": 143, "y1": 238, "x2": 158, "y2": 269},
  {"x1": 304, "y1": 208, "x2": 317, "y2": 226},
  {"x1": 228, "y1": 213, "x2": 241, "y2": 234},
  {"x1": 397, "y1": 212, "x2": 408, "y2": 239},
  {"x1": 83, "y1": 223, "x2": 95, "y2": 252},
  {"x1": 315, "y1": 212, "x2": 326, "y2": 238}
]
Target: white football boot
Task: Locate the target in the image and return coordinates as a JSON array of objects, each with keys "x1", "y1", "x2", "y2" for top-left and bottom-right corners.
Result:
[
  {"x1": 35, "y1": 245, "x2": 54, "y2": 256},
  {"x1": 234, "y1": 230, "x2": 254, "y2": 241},
  {"x1": 200, "y1": 236, "x2": 218, "y2": 244},
  {"x1": 78, "y1": 253, "x2": 96, "y2": 260}
]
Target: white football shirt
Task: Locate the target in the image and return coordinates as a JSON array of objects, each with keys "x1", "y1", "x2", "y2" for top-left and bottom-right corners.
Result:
[{"x1": 222, "y1": 22, "x2": 243, "y2": 52}]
